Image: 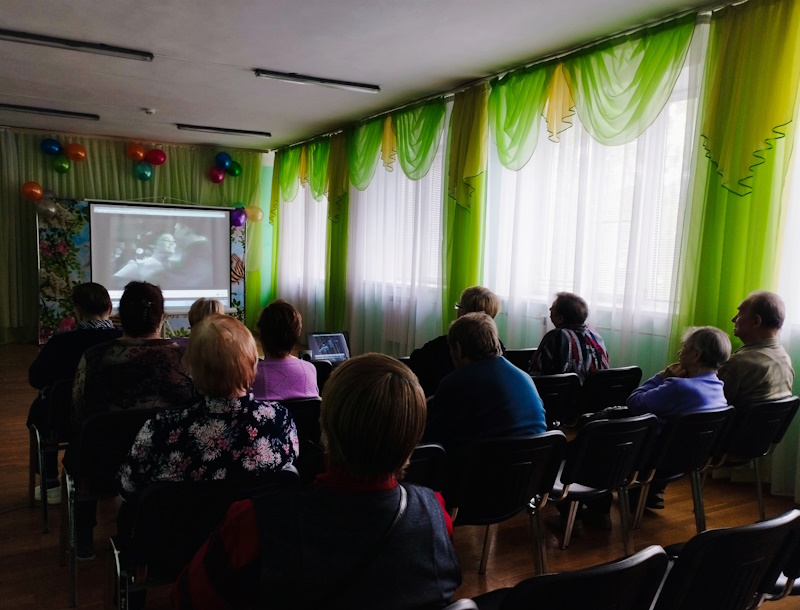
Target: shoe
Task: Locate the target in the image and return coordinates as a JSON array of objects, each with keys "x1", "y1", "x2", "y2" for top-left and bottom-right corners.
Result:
[
  {"x1": 646, "y1": 493, "x2": 665, "y2": 510},
  {"x1": 76, "y1": 545, "x2": 96, "y2": 561},
  {"x1": 34, "y1": 485, "x2": 61, "y2": 506},
  {"x1": 581, "y1": 510, "x2": 613, "y2": 531},
  {"x1": 545, "y1": 514, "x2": 583, "y2": 537}
]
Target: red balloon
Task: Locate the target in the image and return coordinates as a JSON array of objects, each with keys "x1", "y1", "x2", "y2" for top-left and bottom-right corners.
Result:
[
  {"x1": 145, "y1": 148, "x2": 167, "y2": 165},
  {"x1": 64, "y1": 143, "x2": 87, "y2": 162},
  {"x1": 22, "y1": 181, "x2": 43, "y2": 201},
  {"x1": 127, "y1": 143, "x2": 146, "y2": 162},
  {"x1": 209, "y1": 167, "x2": 226, "y2": 184}
]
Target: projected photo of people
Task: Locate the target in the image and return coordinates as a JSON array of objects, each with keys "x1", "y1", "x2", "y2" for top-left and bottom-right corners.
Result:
[
  {"x1": 113, "y1": 232, "x2": 176, "y2": 285},
  {"x1": 169, "y1": 221, "x2": 213, "y2": 289}
]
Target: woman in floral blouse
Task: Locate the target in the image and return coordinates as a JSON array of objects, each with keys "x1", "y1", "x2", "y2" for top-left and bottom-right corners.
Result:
[{"x1": 118, "y1": 313, "x2": 299, "y2": 501}]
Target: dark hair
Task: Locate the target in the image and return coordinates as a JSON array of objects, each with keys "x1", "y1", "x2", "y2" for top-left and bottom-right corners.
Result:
[
  {"x1": 256, "y1": 300, "x2": 302, "y2": 358},
  {"x1": 447, "y1": 312, "x2": 502, "y2": 360},
  {"x1": 553, "y1": 292, "x2": 589, "y2": 326},
  {"x1": 118, "y1": 282, "x2": 164, "y2": 337},
  {"x1": 72, "y1": 282, "x2": 112, "y2": 316},
  {"x1": 746, "y1": 291, "x2": 786, "y2": 330}
]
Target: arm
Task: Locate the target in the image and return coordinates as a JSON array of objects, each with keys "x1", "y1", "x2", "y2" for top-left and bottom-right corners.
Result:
[
  {"x1": 71, "y1": 355, "x2": 89, "y2": 430},
  {"x1": 717, "y1": 360, "x2": 741, "y2": 406},
  {"x1": 434, "y1": 491, "x2": 454, "y2": 537},
  {"x1": 172, "y1": 499, "x2": 261, "y2": 610},
  {"x1": 29, "y1": 340, "x2": 58, "y2": 389},
  {"x1": 626, "y1": 374, "x2": 681, "y2": 417},
  {"x1": 529, "y1": 331, "x2": 563, "y2": 376},
  {"x1": 118, "y1": 418, "x2": 157, "y2": 500}
]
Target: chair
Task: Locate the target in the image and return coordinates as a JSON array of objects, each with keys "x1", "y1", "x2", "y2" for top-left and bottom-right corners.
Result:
[
  {"x1": 404, "y1": 443, "x2": 447, "y2": 491},
  {"x1": 107, "y1": 467, "x2": 300, "y2": 610},
  {"x1": 60, "y1": 408, "x2": 158, "y2": 608},
  {"x1": 702, "y1": 396, "x2": 799, "y2": 524},
  {"x1": 28, "y1": 378, "x2": 73, "y2": 532},
  {"x1": 472, "y1": 544, "x2": 669, "y2": 610},
  {"x1": 531, "y1": 373, "x2": 581, "y2": 430},
  {"x1": 311, "y1": 359, "x2": 333, "y2": 392},
  {"x1": 764, "y1": 512, "x2": 800, "y2": 602},
  {"x1": 654, "y1": 509, "x2": 800, "y2": 610},
  {"x1": 447, "y1": 432, "x2": 567, "y2": 575},
  {"x1": 571, "y1": 366, "x2": 642, "y2": 424},
  {"x1": 281, "y1": 397, "x2": 324, "y2": 483},
  {"x1": 550, "y1": 414, "x2": 659, "y2": 555},
  {"x1": 504, "y1": 348, "x2": 537, "y2": 371},
  {"x1": 630, "y1": 406, "x2": 735, "y2": 532}
]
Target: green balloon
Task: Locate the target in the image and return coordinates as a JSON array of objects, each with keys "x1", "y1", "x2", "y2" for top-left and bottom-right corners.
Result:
[
  {"x1": 53, "y1": 154, "x2": 71, "y2": 174},
  {"x1": 135, "y1": 161, "x2": 154, "y2": 181},
  {"x1": 226, "y1": 160, "x2": 242, "y2": 177}
]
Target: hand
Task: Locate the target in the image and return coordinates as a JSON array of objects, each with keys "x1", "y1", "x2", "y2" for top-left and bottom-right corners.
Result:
[{"x1": 660, "y1": 363, "x2": 687, "y2": 378}]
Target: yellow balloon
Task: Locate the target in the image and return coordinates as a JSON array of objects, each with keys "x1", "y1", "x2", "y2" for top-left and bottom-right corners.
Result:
[{"x1": 244, "y1": 206, "x2": 264, "y2": 222}]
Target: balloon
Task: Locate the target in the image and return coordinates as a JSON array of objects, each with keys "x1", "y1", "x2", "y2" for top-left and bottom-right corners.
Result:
[
  {"x1": 36, "y1": 198, "x2": 57, "y2": 219},
  {"x1": 126, "y1": 143, "x2": 146, "y2": 162},
  {"x1": 64, "y1": 143, "x2": 87, "y2": 162},
  {"x1": 145, "y1": 148, "x2": 167, "y2": 165},
  {"x1": 231, "y1": 208, "x2": 247, "y2": 227},
  {"x1": 22, "y1": 181, "x2": 43, "y2": 201},
  {"x1": 215, "y1": 152, "x2": 232, "y2": 170},
  {"x1": 135, "y1": 161, "x2": 154, "y2": 181},
  {"x1": 209, "y1": 167, "x2": 226, "y2": 184},
  {"x1": 53, "y1": 154, "x2": 71, "y2": 174},
  {"x1": 226, "y1": 160, "x2": 242, "y2": 177},
  {"x1": 244, "y1": 205, "x2": 264, "y2": 222},
  {"x1": 40, "y1": 138, "x2": 61, "y2": 156}
]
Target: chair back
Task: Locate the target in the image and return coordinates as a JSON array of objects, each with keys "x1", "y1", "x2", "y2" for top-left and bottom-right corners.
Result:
[
  {"x1": 531, "y1": 373, "x2": 581, "y2": 429},
  {"x1": 574, "y1": 366, "x2": 642, "y2": 421},
  {"x1": 311, "y1": 359, "x2": 333, "y2": 392},
  {"x1": 404, "y1": 443, "x2": 447, "y2": 491},
  {"x1": 450, "y1": 432, "x2": 567, "y2": 526},
  {"x1": 561, "y1": 414, "x2": 658, "y2": 490},
  {"x1": 45, "y1": 378, "x2": 75, "y2": 441},
  {"x1": 654, "y1": 509, "x2": 800, "y2": 610},
  {"x1": 504, "y1": 348, "x2": 537, "y2": 371},
  {"x1": 280, "y1": 397, "x2": 323, "y2": 483},
  {"x1": 498, "y1": 545, "x2": 668, "y2": 610},
  {"x1": 714, "y1": 396, "x2": 799, "y2": 464}
]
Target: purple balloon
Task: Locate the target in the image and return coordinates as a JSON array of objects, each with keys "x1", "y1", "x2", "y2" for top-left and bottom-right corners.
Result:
[{"x1": 231, "y1": 208, "x2": 247, "y2": 227}]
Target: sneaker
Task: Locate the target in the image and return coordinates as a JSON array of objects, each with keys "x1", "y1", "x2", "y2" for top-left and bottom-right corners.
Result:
[
  {"x1": 646, "y1": 493, "x2": 665, "y2": 510},
  {"x1": 545, "y1": 514, "x2": 583, "y2": 537},
  {"x1": 581, "y1": 510, "x2": 613, "y2": 531},
  {"x1": 34, "y1": 485, "x2": 61, "y2": 506}
]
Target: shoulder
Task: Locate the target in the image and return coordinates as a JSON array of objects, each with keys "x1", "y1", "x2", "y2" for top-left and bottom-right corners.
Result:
[{"x1": 412, "y1": 335, "x2": 448, "y2": 356}]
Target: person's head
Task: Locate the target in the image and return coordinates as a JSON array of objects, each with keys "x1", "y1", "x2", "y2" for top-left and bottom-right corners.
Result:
[
  {"x1": 733, "y1": 291, "x2": 786, "y2": 344},
  {"x1": 550, "y1": 292, "x2": 589, "y2": 327},
  {"x1": 72, "y1": 282, "x2": 112, "y2": 321},
  {"x1": 183, "y1": 314, "x2": 258, "y2": 397},
  {"x1": 447, "y1": 312, "x2": 502, "y2": 367},
  {"x1": 256, "y1": 300, "x2": 303, "y2": 358},
  {"x1": 679, "y1": 326, "x2": 731, "y2": 373},
  {"x1": 187, "y1": 298, "x2": 224, "y2": 328},
  {"x1": 456, "y1": 286, "x2": 500, "y2": 319},
  {"x1": 320, "y1": 353, "x2": 426, "y2": 479},
  {"x1": 154, "y1": 233, "x2": 176, "y2": 256},
  {"x1": 118, "y1": 282, "x2": 164, "y2": 338}
]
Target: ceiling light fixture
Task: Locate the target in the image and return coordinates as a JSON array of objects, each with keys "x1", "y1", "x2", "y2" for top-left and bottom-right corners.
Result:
[
  {"x1": 176, "y1": 124, "x2": 271, "y2": 138},
  {"x1": 0, "y1": 28, "x2": 154, "y2": 61},
  {"x1": 254, "y1": 69, "x2": 380, "y2": 94},
  {"x1": 0, "y1": 103, "x2": 99, "y2": 121}
]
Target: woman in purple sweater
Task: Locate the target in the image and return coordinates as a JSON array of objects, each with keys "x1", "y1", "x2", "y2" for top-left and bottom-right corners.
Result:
[{"x1": 251, "y1": 300, "x2": 319, "y2": 401}]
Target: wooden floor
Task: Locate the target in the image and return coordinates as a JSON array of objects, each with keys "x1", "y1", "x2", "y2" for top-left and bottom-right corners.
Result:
[{"x1": 2, "y1": 342, "x2": 798, "y2": 609}]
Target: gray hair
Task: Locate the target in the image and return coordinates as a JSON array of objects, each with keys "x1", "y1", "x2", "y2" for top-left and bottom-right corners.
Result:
[
  {"x1": 448, "y1": 312, "x2": 502, "y2": 360},
  {"x1": 682, "y1": 326, "x2": 731, "y2": 370},
  {"x1": 745, "y1": 291, "x2": 786, "y2": 330}
]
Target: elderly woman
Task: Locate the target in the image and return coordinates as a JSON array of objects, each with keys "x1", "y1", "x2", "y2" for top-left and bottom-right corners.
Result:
[
  {"x1": 173, "y1": 353, "x2": 462, "y2": 610},
  {"x1": 251, "y1": 299, "x2": 319, "y2": 401}
]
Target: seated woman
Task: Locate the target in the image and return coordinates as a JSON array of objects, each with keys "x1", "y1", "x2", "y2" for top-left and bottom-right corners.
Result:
[
  {"x1": 251, "y1": 299, "x2": 319, "y2": 401},
  {"x1": 173, "y1": 353, "x2": 462, "y2": 610}
]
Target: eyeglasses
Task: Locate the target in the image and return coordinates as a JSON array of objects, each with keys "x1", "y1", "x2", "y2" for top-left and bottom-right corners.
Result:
[{"x1": 454, "y1": 302, "x2": 464, "y2": 311}]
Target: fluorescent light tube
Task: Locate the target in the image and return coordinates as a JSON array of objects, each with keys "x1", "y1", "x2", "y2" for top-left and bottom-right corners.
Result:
[
  {"x1": 0, "y1": 103, "x2": 99, "y2": 121},
  {"x1": 176, "y1": 124, "x2": 271, "y2": 138},
  {"x1": 254, "y1": 69, "x2": 380, "y2": 94},
  {"x1": 0, "y1": 28, "x2": 153, "y2": 61}
]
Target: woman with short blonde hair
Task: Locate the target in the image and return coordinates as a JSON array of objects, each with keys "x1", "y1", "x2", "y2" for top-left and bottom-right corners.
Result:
[{"x1": 187, "y1": 298, "x2": 224, "y2": 329}]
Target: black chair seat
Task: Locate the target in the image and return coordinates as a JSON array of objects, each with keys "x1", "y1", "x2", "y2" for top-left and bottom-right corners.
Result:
[{"x1": 404, "y1": 443, "x2": 447, "y2": 492}]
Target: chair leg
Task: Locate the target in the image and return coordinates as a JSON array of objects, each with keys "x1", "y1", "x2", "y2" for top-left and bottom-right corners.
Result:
[
  {"x1": 617, "y1": 487, "x2": 633, "y2": 556},
  {"x1": 754, "y1": 458, "x2": 766, "y2": 521},
  {"x1": 631, "y1": 483, "x2": 649, "y2": 530},
  {"x1": 562, "y1": 501, "x2": 579, "y2": 550},
  {"x1": 528, "y1": 502, "x2": 548, "y2": 575},
  {"x1": 478, "y1": 523, "x2": 497, "y2": 575},
  {"x1": 67, "y1": 476, "x2": 77, "y2": 608},
  {"x1": 106, "y1": 538, "x2": 124, "y2": 610},
  {"x1": 28, "y1": 428, "x2": 37, "y2": 508},
  {"x1": 690, "y1": 471, "x2": 706, "y2": 533},
  {"x1": 38, "y1": 440, "x2": 50, "y2": 533}
]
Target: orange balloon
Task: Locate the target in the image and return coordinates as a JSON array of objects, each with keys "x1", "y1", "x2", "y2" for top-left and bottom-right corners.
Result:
[
  {"x1": 22, "y1": 181, "x2": 43, "y2": 201},
  {"x1": 244, "y1": 206, "x2": 264, "y2": 222},
  {"x1": 64, "y1": 143, "x2": 87, "y2": 162},
  {"x1": 126, "y1": 143, "x2": 146, "y2": 162}
]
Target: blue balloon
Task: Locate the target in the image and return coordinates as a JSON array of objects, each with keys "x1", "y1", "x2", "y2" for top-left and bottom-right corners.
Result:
[
  {"x1": 135, "y1": 161, "x2": 154, "y2": 182},
  {"x1": 215, "y1": 152, "x2": 232, "y2": 170},
  {"x1": 40, "y1": 138, "x2": 62, "y2": 156}
]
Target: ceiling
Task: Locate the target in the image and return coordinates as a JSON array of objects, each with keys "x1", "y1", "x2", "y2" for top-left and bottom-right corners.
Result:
[{"x1": 0, "y1": 0, "x2": 703, "y2": 152}]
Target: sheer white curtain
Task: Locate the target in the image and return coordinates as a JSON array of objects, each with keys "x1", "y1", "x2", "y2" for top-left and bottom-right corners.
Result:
[
  {"x1": 344, "y1": 110, "x2": 450, "y2": 356},
  {"x1": 275, "y1": 186, "x2": 328, "y2": 334},
  {"x1": 484, "y1": 26, "x2": 708, "y2": 380}
]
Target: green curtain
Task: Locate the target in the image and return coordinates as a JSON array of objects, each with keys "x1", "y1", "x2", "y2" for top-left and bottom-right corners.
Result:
[
  {"x1": 268, "y1": 154, "x2": 282, "y2": 302},
  {"x1": 670, "y1": 0, "x2": 800, "y2": 356},
  {"x1": 307, "y1": 137, "x2": 331, "y2": 201},
  {"x1": 488, "y1": 63, "x2": 555, "y2": 170},
  {"x1": 325, "y1": 133, "x2": 350, "y2": 330},
  {"x1": 346, "y1": 118, "x2": 384, "y2": 190},
  {"x1": 247, "y1": 163, "x2": 274, "y2": 328},
  {"x1": 278, "y1": 146, "x2": 302, "y2": 202},
  {"x1": 442, "y1": 84, "x2": 489, "y2": 330},
  {"x1": 1, "y1": 131, "x2": 263, "y2": 342},
  {"x1": 562, "y1": 14, "x2": 695, "y2": 146},
  {"x1": 392, "y1": 100, "x2": 447, "y2": 180}
]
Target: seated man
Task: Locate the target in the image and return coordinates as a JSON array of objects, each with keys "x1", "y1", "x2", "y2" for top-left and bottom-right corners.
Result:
[
  {"x1": 27, "y1": 282, "x2": 121, "y2": 504},
  {"x1": 424, "y1": 312, "x2": 546, "y2": 457},
  {"x1": 718, "y1": 291, "x2": 794, "y2": 406},
  {"x1": 409, "y1": 285, "x2": 503, "y2": 397},
  {"x1": 173, "y1": 353, "x2": 462, "y2": 610},
  {"x1": 529, "y1": 291, "x2": 609, "y2": 383}
]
